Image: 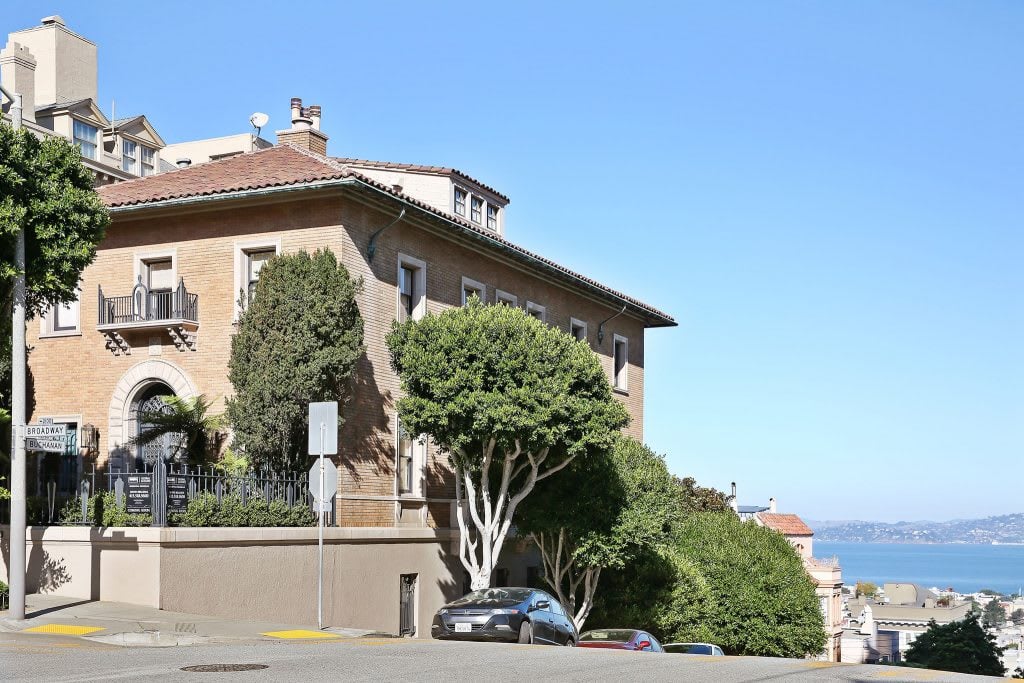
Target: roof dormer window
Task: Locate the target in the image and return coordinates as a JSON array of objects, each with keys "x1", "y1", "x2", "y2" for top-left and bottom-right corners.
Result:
[
  {"x1": 454, "y1": 187, "x2": 467, "y2": 217},
  {"x1": 122, "y1": 139, "x2": 137, "y2": 174},
  {"x1": 140, "y1": 146, "x2": 156, "y2": 176},
  {"x1": 487, "y1": 204, "x2": 499, "y2": 231},
  {"x1": 73, "y1": 120, "x2": 98, "y2": 160},
  {"x1": 471, "y1": 196, "x2": 483, "y2": 224}
]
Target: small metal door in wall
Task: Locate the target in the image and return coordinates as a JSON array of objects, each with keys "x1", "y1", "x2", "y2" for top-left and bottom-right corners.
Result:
[{"x1": 399, "y1": 574, "x2": 417, "y2": 637}]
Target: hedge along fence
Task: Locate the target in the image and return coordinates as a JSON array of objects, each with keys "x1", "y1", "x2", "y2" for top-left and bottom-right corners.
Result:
[{"x1": 59, "y1": 491, "x2": 314, "y2": 528}]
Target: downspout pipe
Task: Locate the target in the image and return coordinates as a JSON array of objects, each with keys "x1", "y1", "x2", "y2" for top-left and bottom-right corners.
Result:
[
  {"x1": 1, "y1": 82, "x2": 27, "y2": 620},
  {"x1": 366, "y1": 207, "x2": 406, "y2": 262},
  {"x1": 597, "y1": 304, "x2": 627, "y2": 345}
]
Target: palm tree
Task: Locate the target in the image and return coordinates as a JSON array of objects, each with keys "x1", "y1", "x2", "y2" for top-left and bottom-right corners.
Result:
[{"x1": 129, "y1": 394, "x2": 224, "y2": 466}]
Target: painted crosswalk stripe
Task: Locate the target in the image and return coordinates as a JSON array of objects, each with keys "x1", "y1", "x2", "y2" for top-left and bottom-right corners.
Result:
[{"x1": 22, "y1": 624, "x2": 106, "y2": 636}]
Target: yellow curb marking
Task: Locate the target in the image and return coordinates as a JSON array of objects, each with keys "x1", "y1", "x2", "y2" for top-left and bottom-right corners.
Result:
[
  {"x1": 262, "y1": 629, "x2": 342, "y2": 640},
  {"x1": 22, "y1": 624, "x2": 106, "y2": 636}
]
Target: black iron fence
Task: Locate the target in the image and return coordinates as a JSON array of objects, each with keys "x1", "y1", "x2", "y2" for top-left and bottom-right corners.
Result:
[
  {"x1": 98, "y1": 278, "x2": 199, "y2": 326},
  {"x1": 11, "y1": 462, "x2": 333, "y2": 528}
]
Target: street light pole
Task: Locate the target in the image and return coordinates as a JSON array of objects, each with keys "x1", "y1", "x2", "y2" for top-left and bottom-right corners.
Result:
[{"x1": 1, "y1": 83, "x2": 27, "y2": 620}]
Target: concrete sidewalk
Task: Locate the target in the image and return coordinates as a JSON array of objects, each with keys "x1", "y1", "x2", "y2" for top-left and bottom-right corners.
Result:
[{"x1": 0, "y1": 594, "x2": 393, "y2": 646}]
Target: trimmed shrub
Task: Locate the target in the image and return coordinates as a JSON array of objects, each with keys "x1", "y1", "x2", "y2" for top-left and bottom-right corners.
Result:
[
  {"x1": 58, "y1": 491, "x2": 151, "y2": 527},
  {"x1": 171, "y1": 493, "x2": 314, "y2": 527}
]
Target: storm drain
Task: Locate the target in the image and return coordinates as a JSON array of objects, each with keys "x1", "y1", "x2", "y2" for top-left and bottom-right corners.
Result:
[{"x1": 181, "y1": 664, "x2": 269, "y2": 673}]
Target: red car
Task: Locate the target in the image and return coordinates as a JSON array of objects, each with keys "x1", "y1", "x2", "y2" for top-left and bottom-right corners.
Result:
[{"x1": 578, "y1": 629, "x2": 665, "y2": 652}]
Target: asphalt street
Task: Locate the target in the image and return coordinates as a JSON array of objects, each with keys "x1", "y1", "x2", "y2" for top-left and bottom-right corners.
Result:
[{"x1": 0, "y1": 631, "x2": 1003, "y2": 682}]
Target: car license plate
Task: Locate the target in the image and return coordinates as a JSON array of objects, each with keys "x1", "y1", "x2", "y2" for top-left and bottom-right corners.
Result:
[{"x1": 454, "y1": 623, "x2": 472, "y2": 633}]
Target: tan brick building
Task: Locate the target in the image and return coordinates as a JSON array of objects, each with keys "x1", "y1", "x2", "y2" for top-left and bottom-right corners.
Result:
[{"x1": 22, "y1": 106, "x2": 674, "y2": 631}]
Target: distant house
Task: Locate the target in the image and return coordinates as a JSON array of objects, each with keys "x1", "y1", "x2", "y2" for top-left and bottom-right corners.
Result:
[
  {"x1": 730, "y1": 485, "x2": 844, "y2": 662},
  {"x1": 1, "y1": 16, "x2": 168, "y2": 184},
  {"x1": 843, "y1": 592, "x2": 972, "y2": 662}
]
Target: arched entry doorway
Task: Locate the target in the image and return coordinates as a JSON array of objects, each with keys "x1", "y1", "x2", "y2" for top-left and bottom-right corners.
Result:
[
  {"x1": 107, "y1": 360, "x2": 198, "y2": 471},
  {"x1": 131, "y1": 382, "x2": 178, "y2": 470}
]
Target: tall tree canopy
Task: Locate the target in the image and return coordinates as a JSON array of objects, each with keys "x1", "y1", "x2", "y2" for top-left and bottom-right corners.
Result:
[
  {"x1": 0, "y1": 124, "x2": 108, "y2": 410},
  {"x1": 0, "y1": 124, "x2": 108, "y2": 316},
  {"x1": 672, "y1": 512, "x2": 827, "y2": 657},
  {"x1": 905, "y1": 614, "x2": 1005, "y2": 676},
  {"x1": 516, "y1": 436, "x2": 683, "y2": 629},
  {"x1": 228, "y1": 249, "x2": 363, "y2": 470},
  {"x1": 387, "y1": 299, "x2": 629, "y2": 589}
]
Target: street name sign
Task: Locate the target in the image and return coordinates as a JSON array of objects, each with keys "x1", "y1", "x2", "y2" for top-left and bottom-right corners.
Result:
[{"x1": 26, "y1": 423, "x2": 67, "y2": 453}]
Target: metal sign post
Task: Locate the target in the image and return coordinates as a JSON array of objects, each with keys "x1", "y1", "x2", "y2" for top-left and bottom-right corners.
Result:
[{"x1": 308, "y1": 401, "x2": 338, "y2": 631}]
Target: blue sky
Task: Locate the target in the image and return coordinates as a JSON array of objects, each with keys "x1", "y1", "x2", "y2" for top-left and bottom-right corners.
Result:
[{"x1": 4, "y1": 1, "x2": 1021, "y2": 522}]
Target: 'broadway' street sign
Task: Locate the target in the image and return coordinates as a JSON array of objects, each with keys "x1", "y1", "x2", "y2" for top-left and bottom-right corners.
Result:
[{"x1": 26, "y1": 423, "x2": 68, "y2": 453}]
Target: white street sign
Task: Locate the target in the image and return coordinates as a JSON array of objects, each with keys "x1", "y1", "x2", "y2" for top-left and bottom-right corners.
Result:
[
  {"x1": 307, "y1": 402, "x2": 338, "y2": 455},
  {"x1": 26, "y1": 423, "x2": 67, "y2": 439},
  {"x1": 26, "y1": 438, "x2": 65, "y2": 453},
  {"x1": 308, "y1": 460, "x2": 339, "y2": 502}
]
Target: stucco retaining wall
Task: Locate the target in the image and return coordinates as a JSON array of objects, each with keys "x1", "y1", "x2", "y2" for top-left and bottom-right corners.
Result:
[{"x1": 1, "y1": 525, "x2": 462, "y2": 637}]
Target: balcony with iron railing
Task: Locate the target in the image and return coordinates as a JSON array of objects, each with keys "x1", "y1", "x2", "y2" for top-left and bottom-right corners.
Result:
[{"x1": 98, "y1": 277, "x2": 199, "y2": 354}]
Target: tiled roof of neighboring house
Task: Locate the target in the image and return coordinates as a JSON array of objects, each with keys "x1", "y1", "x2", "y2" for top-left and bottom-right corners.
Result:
[
  {"x1": 333, "y1": 157, "x2": 510, "y2": 203},
  {"x1": 97, "y1": 145, "x2": 674, "y2": 326},
  {"x1": 738, "y1": 505, "x2": 769, "y2": 514},
  {"x1": 112, "y1": 116, "x2": 143, "y2": 127},
  {"x1": 758, "y1": 513, "x2": 814, "y2": 536}
]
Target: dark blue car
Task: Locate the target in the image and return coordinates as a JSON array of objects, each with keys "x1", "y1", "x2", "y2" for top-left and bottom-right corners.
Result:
[{"x1": 432, "y1": 587, "x2": 578, "y2": 646}]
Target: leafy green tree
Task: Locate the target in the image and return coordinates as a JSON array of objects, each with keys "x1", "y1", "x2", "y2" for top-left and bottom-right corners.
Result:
[
  {"x1": 856, "y1": 581, "x2": 878, "y2": 598},
  {"x1": 0, "y1": 124, "x2": 108, "y2": 320},
  {"x1": 676, "y1": 475, "x2": 729, "y2": 513},
  {"x1": 129, "y1": 394, "x2": 224, "y2": 465},
  {"x1": 983, "y1": 599, "x2": 1007, "y2": 628},
  {"x1": 228, "y1": 249, "x2": 363, "y2": 470},
  {"x1": 904, "y1": 614, "x2": 1005, "y2": 676},
  {"x1": 387, "y1": 299, "x2": 628, "y2": 589},
  {"x1": 588, "y1": 544, "x2": 714, "y2": 643},
  {"x1": 672, "y1": 512, "x2": 827, "y2": 657},
  {"x1": 1010, "y1": 608, "x2": 1024, "y2": 626},
  {"x1": 516, "y1": 437, "x2": 683, "y2": 629}
]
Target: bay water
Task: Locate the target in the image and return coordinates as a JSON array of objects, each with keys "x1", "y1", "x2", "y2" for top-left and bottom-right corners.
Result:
[{"x1": 815, "y1": 541, "x2": 1024, "y2": 595}]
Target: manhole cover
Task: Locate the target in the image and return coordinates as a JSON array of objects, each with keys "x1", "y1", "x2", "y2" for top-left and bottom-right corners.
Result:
[{"x1": 181, "y1": 664, "x2": 269, "y2": 672}]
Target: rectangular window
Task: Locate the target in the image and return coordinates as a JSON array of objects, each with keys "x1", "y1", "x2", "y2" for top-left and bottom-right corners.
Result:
[
  {"x1": 470, "y1": 196, "x2": 483, "y2": 223},
  {"x1": 145, "y1": 258, "x2": 174, "y2": 292},
  {"x1": 454, "y1": 187, "x2": 467, "y2": 216},
  {"x1": 486, "y1": 204, "x2": 498, "y2": 231},
  {"x1": 140, "y1": 146, "x2": 156, "y2": 176},
  {"x1": 495, "y1": 289, "x2": 517, "y2": 307},
  {"x1": 526, "y1": 301, "x2": 546, "y2": 322},
  {"x1": 397, "y1": 254, "x2": 426, "y2": 322},
  {"x1": 246, "y1": 249, "x2": 275, "y2": 299},
  {"x1": 570, "y1": 318, "x2": 587, "y2": 342},
  {"x1": 461, "y1": 277, "x2": 486, "y2": 306},
  {"x1": 613, "y1": 335, "x2": 628, "y2": 391},
  {"x1": 122, "y1": 139, "x2": 138, "y2": 174},
  {"x1": 73, "y1": 120, "x2": 98, "y2": 160},
  {"x1": 398, "y1": 422, "x2": 414, "y2": 494}
]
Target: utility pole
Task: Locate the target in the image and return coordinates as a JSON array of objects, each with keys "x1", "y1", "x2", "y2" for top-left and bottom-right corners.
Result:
[{"x1": 1, "y1": 82, "x2": 27, "y2": 620}]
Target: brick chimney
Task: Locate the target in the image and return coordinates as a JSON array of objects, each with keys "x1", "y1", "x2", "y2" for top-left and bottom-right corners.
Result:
[
  {"x1": 276, "y1": 97, "x2": 328, "y2": 155},
  {"x1": 0, "y1": 40, "x2": 37, "y2": 123}
]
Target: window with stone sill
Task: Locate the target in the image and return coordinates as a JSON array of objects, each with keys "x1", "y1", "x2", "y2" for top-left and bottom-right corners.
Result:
[
  {"x1": 122, "y1": 139, "x2": 137, "y2": 174},
  {"x1": 613, "y1": 334, "x2": 628, "y2": 391}
]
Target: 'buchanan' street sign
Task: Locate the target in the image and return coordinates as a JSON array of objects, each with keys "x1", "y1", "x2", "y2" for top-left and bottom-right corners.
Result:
[{"x1": 26, "y1": 423, "x2": 68, "y2": 453}]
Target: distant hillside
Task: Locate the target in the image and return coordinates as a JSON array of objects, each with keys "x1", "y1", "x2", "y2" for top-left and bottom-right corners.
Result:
[{"x1": 810, "y1": 513, "x2": 1024, "y2": 544}]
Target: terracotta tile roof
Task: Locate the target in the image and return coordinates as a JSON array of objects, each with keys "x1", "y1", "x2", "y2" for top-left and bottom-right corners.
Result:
[
  {"x1": 758, "y1": 513, "x2": 814, "y2": 536},
  {"x1": 98, "y1": 145, "x2": 353, "y2": 207},
  {"x1": 332, "y1": 157, "x2": 510, "y2": 203},
  {"x1": 97, "y1": 145, "x2": 674, "y2": 326}
]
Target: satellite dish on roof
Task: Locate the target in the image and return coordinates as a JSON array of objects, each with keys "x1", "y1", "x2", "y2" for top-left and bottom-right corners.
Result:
[{"x1": 249, "y1": 112, "x2": 269, "y2": 135}]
